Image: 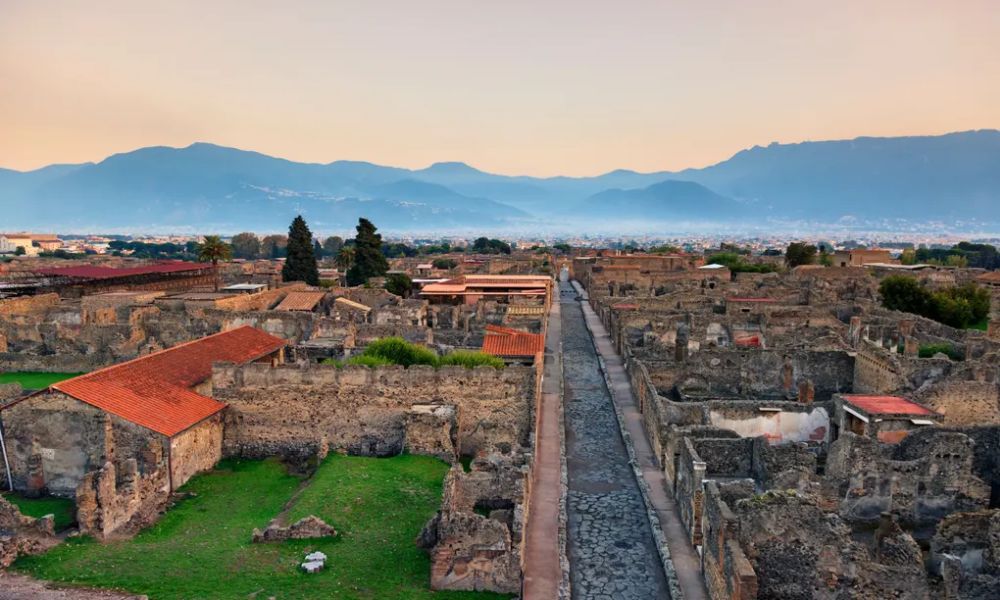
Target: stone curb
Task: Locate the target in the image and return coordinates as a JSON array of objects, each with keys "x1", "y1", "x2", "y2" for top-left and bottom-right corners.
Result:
[
  {"x1": 557, "y1": 335, "x2": 571, "y2": 600},
  {"x1": 573, "y1": 281, "x2": 684, "y2": 600}
]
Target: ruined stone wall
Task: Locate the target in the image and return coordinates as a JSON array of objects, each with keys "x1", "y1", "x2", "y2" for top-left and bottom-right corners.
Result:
[
  {"x1": 214, "y1": 363, "x2": 535, "y2": 459},
  {"x1": 0, "y1": 495, "x2": 57, "y2": 568},
  {"x1": 700, "y1": 482, "x2": 758, "y2": 600},
  {"x1": 0, "y1": 391, "x2": 167, "y2": 497},
  {"x1": 0, "y1": 293, "x2": 59, "y2": 316},
  {"x1": 913, "y1": 380, "x2": 1000, "y2": 426},
  {"x1": 75, "y1": 457, "x2": 170, "y2": 540},
  {"x1": 168, "y1": 414, "x2": 223, "y2": 489},
  {"x1": 827, "y1": 431, "x2": 991, "y2": 526}
]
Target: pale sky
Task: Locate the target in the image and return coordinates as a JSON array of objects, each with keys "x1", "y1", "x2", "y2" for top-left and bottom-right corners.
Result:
[{"x1": 1, "y1": 0, "x2": 998, "y2": 176}]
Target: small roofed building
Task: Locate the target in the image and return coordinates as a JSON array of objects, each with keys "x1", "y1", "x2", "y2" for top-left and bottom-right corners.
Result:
[
  {"x1": 831, "y1": 248, "x2": 895, "y2": 268},
  {"x1": 420, "y1": 274, "x2": 552, "y2": 307},
  {"x1": 27, "y1": 261, "x2": 217, "y2": 297},
  {"x1": 274, "y1": 290, "x2": 327, "y2": 312},
  {"x1": 0, "y1": 326, "x2": 286, "y2": 497},
  {"x1": 833, "y1": 394, "x2": 942, "y2": 443},
  {"x1": 481, "y1": 324, "x2": 545, "y2": 365}
]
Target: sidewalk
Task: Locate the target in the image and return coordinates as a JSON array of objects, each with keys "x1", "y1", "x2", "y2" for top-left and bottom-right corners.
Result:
[{"x1": 522, "y1": 297, "x2": 566, "y2": 600}]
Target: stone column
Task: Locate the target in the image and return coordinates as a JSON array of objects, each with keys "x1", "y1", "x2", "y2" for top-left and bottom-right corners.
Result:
[
  {"x1": 675, "y1": 325, "x2": 689, "y2": 362},
  {"x1": 903, "y1": 336, "x2": 919, "y2": 357}
]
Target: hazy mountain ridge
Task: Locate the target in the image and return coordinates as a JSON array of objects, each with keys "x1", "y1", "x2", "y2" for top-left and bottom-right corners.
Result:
[{"x1": 1, "y1": 130, "x2": 998, "y2": 232}]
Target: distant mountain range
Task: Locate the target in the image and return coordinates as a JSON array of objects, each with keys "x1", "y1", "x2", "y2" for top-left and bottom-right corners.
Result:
[{"x1": 1, "y1": 130, "x2": 999, "y2": 233}]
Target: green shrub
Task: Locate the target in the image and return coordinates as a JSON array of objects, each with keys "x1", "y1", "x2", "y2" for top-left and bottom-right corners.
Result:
[
  {"x1": 346, "y1": 355, "x2": 394, "y2": 368},
  {"x1": 918, "y1": 343, "x2": 963, "y2": 360},
  {"x1": 439, "y1": 350, "x2": 505, "y2": 369},
  {"x1": 320, "y1": 358, "x2": 344, "y2": 368},
  {"x1": 359, "y1": 337, "x2": 438, "y2": 367}
]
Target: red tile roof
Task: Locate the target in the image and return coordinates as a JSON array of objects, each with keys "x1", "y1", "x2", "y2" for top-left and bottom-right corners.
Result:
[
  {"x1": 842, "y1": 394, "x2": 937, "y2": 417},
  {"x1": 612, "y1": 303, "x2": 640, "y2": 310},
  {"x1": 32, "y1": 262, "x2": 212, "y2": 280},
  {"x1": 482, "y1": 324, "x2": 545, "y2": 357},
  {"x1": 50, "y1": 326, "x2": 286, "y2": 436}
]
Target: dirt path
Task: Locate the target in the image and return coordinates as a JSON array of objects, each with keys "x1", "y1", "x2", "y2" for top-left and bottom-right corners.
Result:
[{"x1": 0, "y1": 572, "x2": 144, "y2": 600}]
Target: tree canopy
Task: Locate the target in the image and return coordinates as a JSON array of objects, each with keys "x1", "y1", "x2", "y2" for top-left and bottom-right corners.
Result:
[
  {"x1": 261, "y1": 234, "x2": 287, "y2": 259},
  {"x1": 879, "y1": 275, "x2": 990, "y2": 329},
  {"x1": 346, "y1": 218, "x2": 388, "y2": 286},
  {"x1": 385, "y1": 272, "x2": 413, "y2": 297},
  {"x1": 785, "y1": 242, "x2": 817, "y2": 267},
  {"x1": 230, "y1": 232, "x2": 260, "y2": 259},
  {"x1": 281, "y1": 215, "x2": 320, "y2": 286},
  {"x1": 471, "y1": 237, "x2": 511, "y2": 255}
]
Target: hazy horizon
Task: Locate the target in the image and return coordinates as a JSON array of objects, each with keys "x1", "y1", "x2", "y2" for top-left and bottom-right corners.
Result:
[{"x1": 3, "y1": 0, "x2": 999, "y2": 176}]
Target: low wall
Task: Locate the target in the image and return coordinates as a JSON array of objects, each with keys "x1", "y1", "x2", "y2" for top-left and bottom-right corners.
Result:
[
  {"x1": 214, "y1": 362, "x2": 536, "y2": 459},
  {"x1": 701, "y1": 482, "x2": 758, "y2": 600}
]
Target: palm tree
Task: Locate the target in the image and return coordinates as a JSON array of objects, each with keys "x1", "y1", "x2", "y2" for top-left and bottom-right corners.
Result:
[
  {"x1": 198, "y1": 235, "x2": 233, "y2": 291},
  {"x1": 335, "y1": 246, "x2": 355, "y2": 271}
]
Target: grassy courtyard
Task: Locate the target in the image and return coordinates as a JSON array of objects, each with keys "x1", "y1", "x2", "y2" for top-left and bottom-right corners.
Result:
[
  {"x1": 2, "y1": 492, "x2": 76, "y2": 531},
  {"x1": 0, "y1": 371, "x2": 83, "y2": 390},
  {"x1": 15, "y1": 455, "x2": 511, "y2": 600}
]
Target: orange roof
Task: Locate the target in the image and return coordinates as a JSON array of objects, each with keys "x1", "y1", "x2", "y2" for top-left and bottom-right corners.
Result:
[
  {"x1": 482, "y1": 324, "x2": 545, "y2": 357},
  {"x1": 275, "y1": 290, "x2": 326, "y2": 311},
  {"x1": 976, "y1": 271, "x2": 1000, "y2": 283},
  {"x1": 49, "y1": 326, "x2": 286, "y2": 436},
  {"x1": 842, "y1": 394, "x2": 937, "y2": 417}
]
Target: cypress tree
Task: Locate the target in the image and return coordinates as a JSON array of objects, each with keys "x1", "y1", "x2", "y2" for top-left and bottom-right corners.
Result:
[
  {"x1": 281, "y1": 215, "x2": 320, "y2": 285},
  {"x1": 346, "y1": 217, "x2": 388, "y2": 286}
]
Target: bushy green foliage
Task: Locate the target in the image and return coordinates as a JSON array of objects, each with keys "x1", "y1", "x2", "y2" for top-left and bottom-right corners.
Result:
[
  {"x1": 880, "y1": 276, "x2": 991, "y2": 329},
  {"x1": 346, "y1": 355, "x2": 394, "y2": 368},
  {"x1": 785, "y1": 242, "x2": 817, "y2": 267},
  {"x1": 325, "y1": 340, "x2": 505, "y2": 370},
  {"x1": 385, "y1": 272, "x2": 413, "y2": 297},
  {"x1": 432, "y1": 258, "x2": 458, "y2": 270},
  {"x1": 360, "y1": 337, "x2": 439, "y2": 366},
  {"x1": 438, "y1": 350, "x2": 505, "y2": 369},
  {"x1": 281, "y1": 215, "x2": 320, "y2": 286},
  {"x1": 0, "y1": 372, "x2": 83, "y2": 389},
  {"x1": 705, "y1": 252, "x2": 777, "y2": 274},
  {"x1": 471, "y1": 237, "x2": 511, "y2": 255},
  {"x1": 918, "y1": 343, "x2": 963, "y2": 360},
  {"x1": 230, "y1": 232, "x2": 261, "y2": 259}
]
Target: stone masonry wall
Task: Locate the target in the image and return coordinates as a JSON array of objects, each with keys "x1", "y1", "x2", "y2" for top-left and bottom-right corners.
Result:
[{"x1": 214, "y1": 363, "x2": 535, "y2": 459}]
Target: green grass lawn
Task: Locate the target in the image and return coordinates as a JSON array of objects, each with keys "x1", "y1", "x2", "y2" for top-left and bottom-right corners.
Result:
[
  {"x1": 2, "y1": 492, "x2": 76, "y2": 531},
  {"x1": 15, "y1": 455, "x2": 512, "y2": 600},
  {"x1": 0, "y1": 371, "x2": 83, "y2": 390}
]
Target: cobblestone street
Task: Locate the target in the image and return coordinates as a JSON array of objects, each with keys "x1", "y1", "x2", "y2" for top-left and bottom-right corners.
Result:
[{"x1": 560, "y1": 282, "x2": 670, "y2": 599}]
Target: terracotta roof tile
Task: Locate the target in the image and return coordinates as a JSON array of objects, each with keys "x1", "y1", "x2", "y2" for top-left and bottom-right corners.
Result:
[
  {"x1": 842, "y1": 394, "x2": 937, "y2": 417},
  {"x1": 275, "y1": 291, "x2": 326, "y2": 311},
  {"x1": 482, "y1": 324, "x2": 545, "y2": 357},
  {"x1": 32, "y1": 262, "x2": 212, "y2": 280},
  {"x1": 50, "y1": 326, "x2": 286, "y2": 436}
]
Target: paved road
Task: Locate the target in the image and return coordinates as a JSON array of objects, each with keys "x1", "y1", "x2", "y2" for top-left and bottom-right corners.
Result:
[{"x1": 560, "y1": 281, "x2": 671, "y2": 599}]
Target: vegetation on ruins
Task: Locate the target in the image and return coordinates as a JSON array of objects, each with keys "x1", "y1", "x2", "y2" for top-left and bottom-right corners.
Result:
[
  {"x1": 438, "y1": 350, "x2": 505, "y2": 369},
  {"x1": 879, "y1": 275, "x2": 991, "y2": 329},
  {"x1": 322, "y1": 338, "x2": 505, "y2": 369},
  {"x1": 335, "y1": 246, "x2": 355, "y2": 271},
  {"x1": 385, "y1": 272, "x2": 414, "y2": 297},
  {"x1": 784, "y1": 242, "x2": 817, "y2": 267},
  {"x1": 281, "y1": 215, "x2": 320, "y2": 286},
  {"x1": 433, "y1": 258, "x2": 459, "y2": 270},
  {"x1": 914, "y1": 242, "x2": 1000, "y2": 270},
  {"x1": 346, "y1": 218, "x2": 389, "y2": 286},
  {"x1": 230, "y1": 232, "x2": 261, "y2": 259},
  {"x1": 108, "y1": 240, "x2": 200, "y2": 259},
  {"x1": 705, "y1": 252, "x2": 778, "y2": 275},
  {"x1": 15, "y1": 456, "x2": 510, "y2": 600},
  {"x1": 917, "y1": 343, "x2": 964, "y2": 360}
]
